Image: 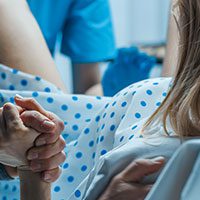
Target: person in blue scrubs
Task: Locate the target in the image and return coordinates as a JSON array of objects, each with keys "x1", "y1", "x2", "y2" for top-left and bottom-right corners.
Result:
[{"x1": 27, "y1": 0, "x2": 116, "y2": 94}]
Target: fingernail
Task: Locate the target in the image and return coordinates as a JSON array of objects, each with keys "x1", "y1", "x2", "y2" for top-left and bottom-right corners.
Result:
[
  {"x1": 152, "y1": 156, "x2": 165, "y2": 163},
  {"x1": 36, "y1": 139, "x2": 46, "y2": 146},
  {"x1": 44, "y1": 173, "x2": 52, "y2": 181},
  {"x1": 31, "y1": 163, "x2": 41, "y2": 171},
  {"x1": 15, "y1": 94, "x2": 24, "y2": 99},
  {"x1": 42, "y1": 120, "x2": 55, "y2": 128},
  {"x1": 27, "y1": 152, "x2": 38, "y2": 160}
]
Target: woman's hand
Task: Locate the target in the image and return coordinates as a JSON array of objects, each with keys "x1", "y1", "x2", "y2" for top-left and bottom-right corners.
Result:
[
  {"x1": 0, "y1": 103, "x2": 40, "y2": 167},
  {"x1": 15, "y1": 95, "x2": 66, "y2": 182},
  {"x1": 98, "y1": 157, "x2": 165, "y2": 200}
]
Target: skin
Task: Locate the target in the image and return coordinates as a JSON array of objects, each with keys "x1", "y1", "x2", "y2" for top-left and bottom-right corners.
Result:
[
  {"x1": 3, "y1": 96, "x2": 66, "y2": 183},
  {"x1": 14, "y1": 96, "x2": 66, "y2": 182},
  {"x1": 0, "y1": 98, "x2": 66, "y2": 200},
  {"x1": 98, "y1": 157, "x2": 165, "y2": 200},
  {"x1": 73, "y1": 63, "x2": 100, "y2": 94},
  {"x1": 0, "y1": 1, "x2": 167, "y2": 198},
  {"x1": 0, "y1": 0, "x2": 67, "y2": 92},
  {"x1": 0, "y1": 0, "x2": 68, "y2": 182},
  {"x1": 162, "y1": 0, "x2": 179, "y2": 77}
]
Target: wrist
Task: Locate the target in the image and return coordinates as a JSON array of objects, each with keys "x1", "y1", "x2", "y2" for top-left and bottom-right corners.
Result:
[
  {"x1": 19, "y1": 169, "x2": 51, "y2": 200},
  {"x1": 4, "y1": 165, "x2": 18, "y2": 178}
]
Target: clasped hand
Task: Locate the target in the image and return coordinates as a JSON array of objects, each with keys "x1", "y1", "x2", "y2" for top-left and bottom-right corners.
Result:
[{"x1": 0, "y1": 95, "x2": 66, "y2": 182}]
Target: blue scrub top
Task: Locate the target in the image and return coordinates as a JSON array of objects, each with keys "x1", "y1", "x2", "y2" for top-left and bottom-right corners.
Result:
[{"x1": 27, "y1": 0, "x2": 116, "y2": 63}]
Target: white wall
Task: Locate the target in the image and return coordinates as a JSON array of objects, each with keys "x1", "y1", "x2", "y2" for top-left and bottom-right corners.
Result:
[{"x1": 110, "y1": 0, "x2": 171, "y2": 47}]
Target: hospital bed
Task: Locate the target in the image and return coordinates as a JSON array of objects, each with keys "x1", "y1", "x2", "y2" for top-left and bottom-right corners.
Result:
[
  {"x1": 146, "y1": 140, "x2": 200, "y2": 200},
  {"x1": 27, "y1": 139, "x2": 200, "y2": 200}
]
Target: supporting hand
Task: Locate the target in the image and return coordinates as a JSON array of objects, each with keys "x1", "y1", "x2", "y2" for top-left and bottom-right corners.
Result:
[
  {"x1": 98, "y1": 157, "x2": 165, "y2": 200},
  {"x1": 15, "y1": 95, "x2": 66, "y2": 182}
]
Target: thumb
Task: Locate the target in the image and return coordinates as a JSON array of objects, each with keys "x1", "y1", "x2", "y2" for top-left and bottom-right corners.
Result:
[
  {"x1": 120, "y1": 157, "x2": 165, "y2": 183},
  {"x1": 15, "y1": 95, "x2": 47, "y2": 117},
  {"x1": 2, "y1": 103, "x2": 23, "y2": 132}
]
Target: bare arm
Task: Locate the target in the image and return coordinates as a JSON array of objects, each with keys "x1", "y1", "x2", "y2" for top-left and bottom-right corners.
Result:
[
  {"x1": 0, "y1": 0, "x2": 67, "y2": 92},
  {"x1": 19, "y1": 170, "x2": 51, "y2": 200},
  {"x1": 72, "y1": 63, "x2": 100, "y2": 94},
  {"x1": 162, "y1": 0, "x2": 179, "y2": 77}
]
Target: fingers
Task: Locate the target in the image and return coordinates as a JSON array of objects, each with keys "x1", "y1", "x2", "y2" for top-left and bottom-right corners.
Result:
[
  {"x1": 15, "y1": 95, "x2": 47, "y2": 116},
  {"x1": 20, "y1": 110, "x2": 55, "y2": 133},
  {"x1": 138, "y1": 184, "x2": 153, "y2": 198},
  {"x1": 34, "y1": 113, "x2": 64, "y2": 146},
  {"x1": 118, "y1": 157, "x2": 165, "y2": 183},
  {"x1": 30, "y1": 151, "x2": 66, "y2": 172},
  {"x1": 15, "y1": 96, "x2": 64, "y2": 146},
  {"x1": 2, "y1": 103, "x2": 23, "y2": 132},
  {"x1": 41, "y1": 167, "x2": 62, "y2": 183},
  {"x1": 27, "y1": 136, "x2": 66, "y2": 160}
]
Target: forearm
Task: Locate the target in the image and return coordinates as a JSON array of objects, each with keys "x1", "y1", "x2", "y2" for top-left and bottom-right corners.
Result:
[
  {"x1": 19, "y1": 169, "x2": 51, "y2": 200},
  {"x1": 0, "y1": 0, "x2": 66, "y2": 92},
  {"x1": 73, "y1": 63, "x2": 100, "y2": 94}
]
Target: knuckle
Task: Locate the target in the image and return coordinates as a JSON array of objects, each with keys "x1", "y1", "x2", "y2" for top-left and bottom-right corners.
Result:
[
  {"x1": 58, "y1": 120, "x2": 64, "y2": 131},
  {"x1": 134, "y1": 160, "x2": 144, "y2": 168},
  {"x1": 31, "y1": 111, "x2": 41, "y2": 120},
  {"x1": 59, "y1": 138, "x2": 66, "y2": 150},
  {"x1": 112, "y1": 174, "x2": 122, "y2": 184},
  {"x1": 27, "y1": 98, "x2": 36, "y2": 105},
  {"x1": 60, "y1": 152, "x2": 66, "y2": 162},
  {"x1": 42, "y1": 160, "x2": 51, "y2": 170},
  {"x1": 9, "y1": 120, "x2": 22, "y2": 132},
  {"x1": 40, "y1": 149, "x2": 51, "y2": 159},
  {"x1": 3, "y1": 103, "x2": 12, "y2": 109}
]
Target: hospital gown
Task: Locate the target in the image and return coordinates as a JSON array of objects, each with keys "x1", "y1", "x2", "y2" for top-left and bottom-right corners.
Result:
[{"x1": 0, "y1": 64, "x2": 174, "y2": 200}]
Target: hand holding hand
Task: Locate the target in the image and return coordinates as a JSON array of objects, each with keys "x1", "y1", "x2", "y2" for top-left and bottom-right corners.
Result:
[
  {"x1": 0, "y1": 103, "x2": 40, "y2": 168},
  {"x1": 15, "y1": 96, "x2": 66, "y2": 182}
]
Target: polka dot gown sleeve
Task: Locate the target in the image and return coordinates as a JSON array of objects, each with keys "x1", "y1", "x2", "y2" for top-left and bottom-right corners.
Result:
[{"x1": 0, "y1": 64, "x2": 172, "y2": 200}]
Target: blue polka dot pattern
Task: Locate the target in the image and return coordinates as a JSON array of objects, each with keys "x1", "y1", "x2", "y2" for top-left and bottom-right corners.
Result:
[
  {"x1": 75, "y1": 113, "x2": 81, "y2": 119},
  {"x1": 0, "y1": 65, "x2": 172, "y2": 200},
  {"x1": 84, "y1": 128, "x2": 90, "y2": 134},
  {"x1": 110, "y1": 125, "x2": 115, "y2": 131},
  {"x1": 47, "y1": 97, "x2": 54, "y2": 103},
  {"x1": 76, "y1": 152, "x2": 83, "y2": 159},
  {"x1": 135, "y1": 113, "x2": 141, "y2": 119},
  {"x1": 121, "y1": 102, "x2": 127, "y2": 107},
  {"x1": 67, "y1": 176, "x2": 74, "y2": 182},
  {"x1": 1, "y1": 73, "x2": 6, "y2": 79},
  {"x1": 12, "y1": 69, "x2": 18, "y2": 74},
  {"x1": 140, "y1": 101, "x2": 147, "y2": 107},
  {"x1": 95, "y1": 116, "x2": 100, "y2": 122},
  {"x1": 61, "y1": 104, "x2": 68, "y2": 111},
  {"x1": 54, "y1": 186, "x2": 61, "y2": 192},
  {"x1": 72, "y1": 125, "x2": 79, "y2": 131},
  {"x1": 89, "y1": 141, "x2": 94, "y2": 147},
  {"x1": 81, "y1": 165, "x2": 87, "y2": 172},
  {"x1": 146, "y1": 90, "x2": 153, "y2": 95},
  {"x1": 9, "y1": 85, "x2": 15, "y2": 90},
  {"x1": 35, "y1": 76, "x2": 41, "y2": 81},
  {"x1": 75, "y1": 190, "x2": 81, "y2": 198},
  {"x1": 63, "y1": 163, "x2": 69, "y2": 169},
  {"x1": 21, "y1": 79, "x2": 28, "y2": 86},
  {"x1": 86, "y1": 103, "x2": 93, "y2": 109},
  {"x1": 72, "y1": 96, "x2": 78, "y2": 101},
  {"x1": 32, "y1": 91, "x2": 39, "y2": 97},
  {"x1": 44, "y1": 87, "x2": 51, "y2": 92},
  {"x1": 101, "y1": 150, "x2": 107, "y2": 156},
  {"x1": 110, "y1": 112, "x2": 115, "y2": 118}
]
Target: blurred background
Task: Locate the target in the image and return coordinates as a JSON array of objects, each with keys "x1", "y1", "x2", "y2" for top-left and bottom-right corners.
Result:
[{"x1": 54, "y1": 0, "x2": 171, "y2": 93}]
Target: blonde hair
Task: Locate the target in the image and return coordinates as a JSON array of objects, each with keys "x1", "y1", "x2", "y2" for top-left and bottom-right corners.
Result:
[{"x1": 144, "y1": 0, "x2": 200, "y2": 137}]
